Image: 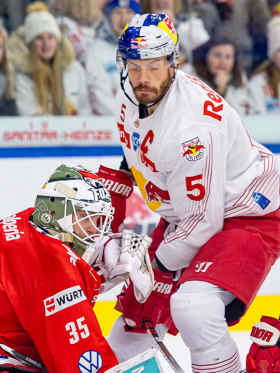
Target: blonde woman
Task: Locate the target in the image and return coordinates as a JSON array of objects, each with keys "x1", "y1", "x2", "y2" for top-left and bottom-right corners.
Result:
[
  {"x1": 7, "y1": 2, "x2": 91, "y2": 116},
  {"x1": 0, "y1": 25, "x2": 17, "y2": 116}
]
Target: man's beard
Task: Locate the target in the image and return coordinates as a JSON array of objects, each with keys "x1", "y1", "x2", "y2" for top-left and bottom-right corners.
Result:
[{"x1": 132, "y1": 69, "x2": 173, "y2": 105}]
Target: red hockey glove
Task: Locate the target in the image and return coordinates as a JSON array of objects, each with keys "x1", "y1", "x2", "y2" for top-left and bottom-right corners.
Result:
[
  {"x1": 246, "y1": 316, "x2": 280, "y2": 373},
  {"x1": 97, "y1": 165, "x2": 133, "y2": 233},
  {"x1": 115, "y1": 267, "x2": 179, "y2": 335}
]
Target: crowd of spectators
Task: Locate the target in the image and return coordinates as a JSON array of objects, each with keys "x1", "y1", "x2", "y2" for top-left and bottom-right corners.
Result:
[{"x1": 0, "y1": 0, "x2": 279, "y2": 118}]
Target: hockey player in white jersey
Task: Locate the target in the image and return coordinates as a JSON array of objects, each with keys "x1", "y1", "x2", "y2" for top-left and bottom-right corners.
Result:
[{"x1": 106, "y1": 13, "x2": 280, "y2": 372}]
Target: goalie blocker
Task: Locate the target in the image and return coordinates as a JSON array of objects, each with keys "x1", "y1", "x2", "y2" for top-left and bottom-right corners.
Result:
[{"x1": 97, "y1": 165, "x2": 133, "y2": 233}]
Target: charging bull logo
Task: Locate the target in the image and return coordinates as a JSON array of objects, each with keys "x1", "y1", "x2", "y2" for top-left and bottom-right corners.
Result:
[
  {"x1": 131, "y1": 37, "x2": 148, "y2": 49},
  {"x1": 145, "y1": 181, "x2": 170, "y2": 204},
  {"x1": 182, "y1": 137, "x2": 205, "y2": 161}
]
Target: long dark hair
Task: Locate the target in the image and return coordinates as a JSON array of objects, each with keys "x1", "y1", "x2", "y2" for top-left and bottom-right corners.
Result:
[{"x1": 192, "y1": 37, "x2": 244, "y2": 90}]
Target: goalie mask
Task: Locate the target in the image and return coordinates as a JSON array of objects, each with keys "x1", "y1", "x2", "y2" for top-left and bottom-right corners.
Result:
[{"x1": 32, "y1": 164, "x2": 114, "y2": 257}]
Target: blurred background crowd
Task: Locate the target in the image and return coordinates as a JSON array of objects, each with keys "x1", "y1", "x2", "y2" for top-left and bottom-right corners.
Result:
[{"x1": 0, "y1": 0, "x2": 280, "y2": 118}]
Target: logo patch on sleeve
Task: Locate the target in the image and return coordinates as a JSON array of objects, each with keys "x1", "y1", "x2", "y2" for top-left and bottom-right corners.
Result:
[
  {"x1": 182, "y1": 137, "x2": 205, "y2": 161},
  {"x1": 132, "y1": 132, "x2": 140, "y2": 151},
  {"x1": 252, "y1": 192, "x2": 271, "y2": 209},
  {"x1": 44, "y1": 285, "x2": 86, "y2": 316}
]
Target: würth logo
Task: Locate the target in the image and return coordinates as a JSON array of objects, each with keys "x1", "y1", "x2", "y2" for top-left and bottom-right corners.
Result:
[{"x1": 44, "y1": 286, "x2": 86, "y2": 316}]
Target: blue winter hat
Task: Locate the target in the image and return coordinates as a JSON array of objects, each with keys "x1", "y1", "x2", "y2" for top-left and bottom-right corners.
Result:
[{"x1": 105, "y1": 0, "x2": 142, "y2": 17}]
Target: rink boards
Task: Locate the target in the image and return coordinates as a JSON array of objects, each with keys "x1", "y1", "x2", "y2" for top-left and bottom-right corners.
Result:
[{"x1": 94, "y1": 294, "x2": 280, "y2": 336}]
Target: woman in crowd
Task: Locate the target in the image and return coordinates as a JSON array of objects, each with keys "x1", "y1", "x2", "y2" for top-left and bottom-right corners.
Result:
[
  {"x1": 192, "y1": 37, "x2": 253, "y2": 116},
  {"x1": 0, "y1": 25, "x2": 18, "y2": 116},
  {"x1": 248, "y1": 16, "x2": 280, "y2": 114},
  {"x1": 7, "y1": 2, "x2": 91, "y2": 116}
]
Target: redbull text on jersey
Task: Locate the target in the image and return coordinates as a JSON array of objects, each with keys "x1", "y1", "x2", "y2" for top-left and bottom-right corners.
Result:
[{"x1": 44, "y1": 285, "x2": 86, "y2": 316}]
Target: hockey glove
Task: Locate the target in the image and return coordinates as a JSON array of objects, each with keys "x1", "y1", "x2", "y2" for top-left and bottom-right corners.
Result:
[
  {"x1": 246, "y1": 315, "x2": 280, "y2": 373},
  {"x1": 109, "y1": 230, "x2": 154, "y2": 303},
  {"x1": 97, "y1": 165, "x2": 133, "y2": 233},
  {"x1": 83, "y1": 236, "x2": 127, "y2": 292},
  {"x1": 116, "y1": 265, "x2": 179, "y2": 335}
]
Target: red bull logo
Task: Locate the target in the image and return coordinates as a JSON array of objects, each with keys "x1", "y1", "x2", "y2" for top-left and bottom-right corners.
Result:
[
  {"x1": 182, "y1": 137, "x2": 205, "y2": 161},
  {"x1": 145, "y1": 181, "x2": 170, "y2": 203},
  {"x1": 131, "y1": 37, "x2": 148, "y2": 49}
]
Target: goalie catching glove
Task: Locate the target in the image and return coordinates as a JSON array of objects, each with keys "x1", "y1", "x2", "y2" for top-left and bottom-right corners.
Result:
[
  {"x1": 246, "y1": 315, "x2": 280, "y2": 373},
  {"x1": 83, "y1": 230, "x2": 154, "y2": 302},
  {"x1": 109, "y1": 230, "x2": 154, "y2": 303}
]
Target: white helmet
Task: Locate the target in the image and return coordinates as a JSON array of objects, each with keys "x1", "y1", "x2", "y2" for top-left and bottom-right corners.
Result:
[
  {"x1": 118, "y1": 13, "x2": 178, "y2": 64},
  {"x1": 33, "y1": 164, "x2": 114, "y2": 254}
]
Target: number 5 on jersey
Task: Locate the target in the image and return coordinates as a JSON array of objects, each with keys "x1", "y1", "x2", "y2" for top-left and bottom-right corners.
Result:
[{"x1": 186, "y1": 174, "x2": 205, "y2": 201}]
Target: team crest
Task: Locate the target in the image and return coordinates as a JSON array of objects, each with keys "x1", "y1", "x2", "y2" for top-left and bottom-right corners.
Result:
[{"x1": 182, "y1": 137, "x2": 205, "y2": 161}]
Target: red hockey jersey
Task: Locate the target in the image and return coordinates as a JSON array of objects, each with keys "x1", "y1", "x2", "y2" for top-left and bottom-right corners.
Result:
[{"x1": 0, "y1": 208, "x2": 118, "y2": 373}]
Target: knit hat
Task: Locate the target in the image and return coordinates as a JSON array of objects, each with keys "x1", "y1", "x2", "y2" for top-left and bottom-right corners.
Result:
[
  {"x1": 24, "y1": 2, "x2": 61, "y2": 44},
  {"x1": 268, "y1": 16, "x2": 280, "y2": 59},
  {"x1": 105, "y1": 0, "x2": 141, "y2": 17}
]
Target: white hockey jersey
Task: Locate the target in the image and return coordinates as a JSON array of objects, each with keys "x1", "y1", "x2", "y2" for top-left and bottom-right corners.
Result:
[{"x1": 116, "y1": 70, "x2": 280, "y2": 270}]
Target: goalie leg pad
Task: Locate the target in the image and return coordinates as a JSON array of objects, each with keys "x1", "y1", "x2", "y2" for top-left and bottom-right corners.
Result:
[
  {"x1": 108, "y1": 316, "x2": 161, "y2": 363},
  {"x1": 105, "y1": 348, "x2": 164, "y2": 373}
]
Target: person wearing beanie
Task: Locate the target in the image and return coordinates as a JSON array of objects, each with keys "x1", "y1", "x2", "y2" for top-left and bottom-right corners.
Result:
[
  {"x1": 248, "y1": 16, "x2": 280, "y2": 114},
  {"x1": 6, "y1": 1, "x2": 91, "y2": 116},
  {"x1": 0, "y1": 25, "x2": 18, "y2": 116},
  {"x1": 84, "y1": 0, "x2": 141, "y2": 115}
]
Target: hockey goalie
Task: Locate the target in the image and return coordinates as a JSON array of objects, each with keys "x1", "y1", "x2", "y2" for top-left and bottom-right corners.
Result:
[{"x1": 0, "y1": 164, "x2": 154, "y2": 373}]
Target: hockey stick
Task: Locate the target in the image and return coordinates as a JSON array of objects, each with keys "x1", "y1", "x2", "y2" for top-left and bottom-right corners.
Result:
[
  {"x1": 0, "y1": 343, "x2": 44, "y2": 370},
  {"x1": 143, "y1": 319, "x2": 185, "y2": 373}
]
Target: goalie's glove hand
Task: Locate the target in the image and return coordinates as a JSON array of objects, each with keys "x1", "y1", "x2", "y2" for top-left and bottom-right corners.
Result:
[
  {"x1": 109, "y1": 230, "x2": 154, "y2": 303},
  {"x1": 82, "y1": 236, "x2": 120, "y2": 270},
  {"x1": 246, "y1": 315, "x2": 280, "y2": 373}
]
